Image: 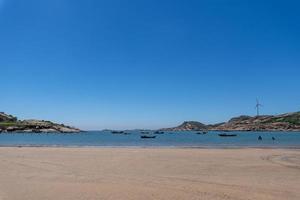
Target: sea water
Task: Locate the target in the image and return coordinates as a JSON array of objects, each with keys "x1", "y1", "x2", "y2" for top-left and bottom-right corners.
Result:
[{"x1": 0, "y1": 131, "x2": 299, "y2": 148}]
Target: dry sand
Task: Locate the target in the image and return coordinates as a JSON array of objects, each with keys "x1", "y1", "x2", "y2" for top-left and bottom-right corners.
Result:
[{"x1": 0, "y1": 147, "x2": 299, "y2": 200}]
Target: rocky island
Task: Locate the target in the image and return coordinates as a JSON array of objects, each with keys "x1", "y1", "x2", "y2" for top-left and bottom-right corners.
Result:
[
  {"x1": 0, "y1": 112, "x2": 81, "y2": 133},
  {"x1": 162, "y1": 121, "x2": 207, "y2": 131},
  {"x1": 162, "y1": 111, "x2": 300, "y2": 132}
]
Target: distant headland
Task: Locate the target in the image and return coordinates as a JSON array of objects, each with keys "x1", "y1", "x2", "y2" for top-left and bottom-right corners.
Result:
[
  {"x1": 161, "y1": 111, "x2": 300, "y2": 132},
  {"x1": 0, "y1": 112, "x2": 81, "y2": 133},
  {"x1": 1, "y1": 111, "x2": 300, "y2": 133}
]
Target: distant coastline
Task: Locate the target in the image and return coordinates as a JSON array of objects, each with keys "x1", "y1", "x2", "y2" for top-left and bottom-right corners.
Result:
[
  {"x1": 1, "y1": 111, "x2": 300, "y2": 133},
  {"x1": 161, "y1": 111, "x2": 300, "y2": 132}
]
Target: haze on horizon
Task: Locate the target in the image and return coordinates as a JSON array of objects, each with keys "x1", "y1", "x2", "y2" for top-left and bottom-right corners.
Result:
[{"x1": 1, "y1": 0, "x2": 300, "y2": 130}]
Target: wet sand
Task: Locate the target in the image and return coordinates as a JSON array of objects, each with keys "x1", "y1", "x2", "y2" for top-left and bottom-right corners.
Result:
[{"x1": 0, "y1": 147, "x2": 299, "y2": 200}]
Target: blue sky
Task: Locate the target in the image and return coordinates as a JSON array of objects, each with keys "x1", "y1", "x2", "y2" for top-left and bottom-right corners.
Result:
[{"x1": 1, "y1": 0, "x2": 300, "y2": 130}]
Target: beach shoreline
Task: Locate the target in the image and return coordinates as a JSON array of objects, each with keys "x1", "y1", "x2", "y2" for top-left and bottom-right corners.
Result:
[
  {"x1": 0, "y1": 145, "x2": 300, "y2": 149},
  {"x1": 0, "y1": 147, "x2": 299, "y2": 200}
]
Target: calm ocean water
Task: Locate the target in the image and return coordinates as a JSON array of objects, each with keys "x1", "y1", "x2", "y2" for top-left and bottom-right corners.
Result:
[{"x1": 0, "y1": 131, "x2": 300, "y2": 148}]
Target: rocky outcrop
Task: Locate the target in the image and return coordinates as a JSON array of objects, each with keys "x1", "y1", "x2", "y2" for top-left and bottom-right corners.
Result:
[
  {"x1": 0, "y1": 112, "x2": 81, "y2": 133},
  {"x1": 161, "y1": 121, "x2": 207, "y2": 131},
  {"x1": 0, "y1": 112, "x2": 17, "y2": 122},
  {"x1": 212, "y1": 112, "x2": 300, "y2": 131},
  {"x1": 161, "y1": 111, "x2": 300, "y2": 132}
]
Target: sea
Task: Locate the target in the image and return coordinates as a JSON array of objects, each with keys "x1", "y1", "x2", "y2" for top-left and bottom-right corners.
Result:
[{"x1": 0, "y1": 131, "x2": 300, "y2": 148}]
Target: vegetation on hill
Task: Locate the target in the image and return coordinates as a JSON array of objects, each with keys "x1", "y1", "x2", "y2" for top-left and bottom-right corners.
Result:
[{"x1": 0, "y1": 112, "x2": 81, "y2": 133}]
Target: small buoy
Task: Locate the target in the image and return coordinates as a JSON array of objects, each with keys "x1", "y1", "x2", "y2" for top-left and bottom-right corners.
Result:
[
  {"x1": 272, "y1": 137, "x2": 275, "y2": 140},
  {"x1": 258, "y1": 136, "x2": 262, "y2": 140}
]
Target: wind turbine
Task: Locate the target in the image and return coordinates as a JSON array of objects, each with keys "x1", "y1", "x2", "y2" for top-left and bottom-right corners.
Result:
[{"x1": 255, "y1": 99, "x2": 263, "y2": 116}]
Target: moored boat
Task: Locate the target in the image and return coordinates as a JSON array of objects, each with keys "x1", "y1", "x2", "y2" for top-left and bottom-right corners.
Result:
[
  {"x1": 196, "y1": 131, "x2": 208, "y2": 135},
  {"x1": 141, "y1": 135, "x2": 156, "y2": 139},
  {"x1": 154, "y1": 131, "x2": 164, "y2": 134},
  {"x1": 218, "y1": 133, "x2": 237, "y2": 137},
  {"x1": 111, "y1": 131, "x2": 124, "y2": 134}
]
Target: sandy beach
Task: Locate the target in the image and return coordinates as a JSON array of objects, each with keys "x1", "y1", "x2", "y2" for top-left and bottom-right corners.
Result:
[{"x1": 0, "y1": 147, "x2": 299, "y2": 200}]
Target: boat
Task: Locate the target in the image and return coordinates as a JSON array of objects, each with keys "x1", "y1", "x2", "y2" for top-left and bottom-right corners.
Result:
[
  {"x1": 111, "y1": 131, "x2": 124, "y2": 134},
  {"x1": 140, "y1": 131, "x2": 150, "y2": 134},
  {"x1": 218, "y1": 133, "x2": 237, "y2": 137},
  {"x1": 33, "y1": 130, "x2": 42, "y2": 133},
  {"x1": 154, "y1": 131, "x2": 164, "y2": 134},
  {"x1": 196, "y1": 131, "x2": 207, "y2": 135},
  {"x1": 141, "y1": 135, "x2": 156, "y2": 139},
  {"x1": 258, "y1": 136, "x2": 262, "y2": 140}
]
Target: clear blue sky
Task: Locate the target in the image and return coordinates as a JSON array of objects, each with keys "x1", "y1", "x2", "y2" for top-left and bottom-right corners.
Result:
[{"x1": 1, "y1": 0, "x2": 300, "y2": 130}]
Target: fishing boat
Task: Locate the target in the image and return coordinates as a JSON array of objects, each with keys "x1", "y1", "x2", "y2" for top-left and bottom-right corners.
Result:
[
  {"x1": 154, "y1": 131, "x2": 164, "y2": 134},
  {"x1": 218, "y1": 133, "x2": 237, "y2": 137},
  {"x1": 141, "y1": 135, "x2": 156, "y2": 139},
  {"x1": 196, "y1": 131, "x2": 207, "y2": 135},
  {"x1": 111, "y1": 131, "x2": 124, "y2": 134}
]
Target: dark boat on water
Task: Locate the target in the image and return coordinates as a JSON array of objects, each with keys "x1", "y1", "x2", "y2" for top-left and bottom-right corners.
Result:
[
  {"x1": 141, "y1": 135, "x2": 156, "y2": 139},
  {"x1": 140, "y1": 131, "x2": 150, "y2": 134},
  {"x1": 111, "y1": 131, "x2": 124, "y2": 134},
  {"x1": 196, "y1": 131, "x2": 208, "y2": 135},
  {"x1": 218, "y1": 133, "x2": 237, "y2": 137},
  {"x1": 154, "y1": 131, "x2": 164, "y2": 134}
]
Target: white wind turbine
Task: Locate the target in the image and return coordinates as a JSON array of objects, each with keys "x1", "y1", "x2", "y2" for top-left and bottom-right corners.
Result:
[{"x1": 255, "y1": 99, "x2": 263, "y2": 116}]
